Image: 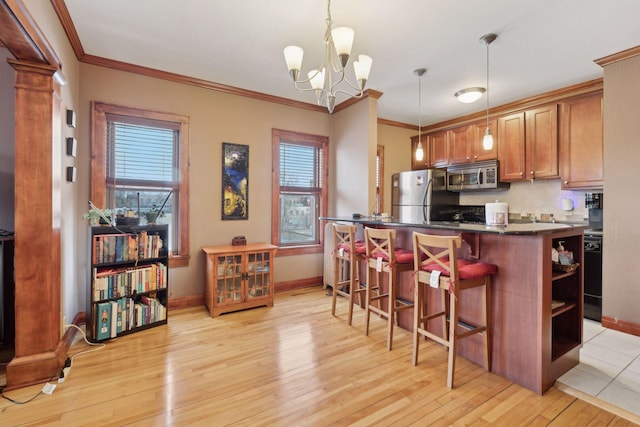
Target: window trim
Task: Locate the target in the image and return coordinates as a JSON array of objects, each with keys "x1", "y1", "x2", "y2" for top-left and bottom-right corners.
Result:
[
  {"x1": 91, "y1": 101, "x2": 191, "y2": 267},
  {"x1": 271, "y1": 128, "x2": 328, "y2": 256}
]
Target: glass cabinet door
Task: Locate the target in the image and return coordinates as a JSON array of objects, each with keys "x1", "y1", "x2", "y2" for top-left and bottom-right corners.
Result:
[
  {"x1": 247, "y1": 251, "x2": 271, "y2": 300},
  {"x1": 216, "y1": 254, "x2": 243, "y2": 304}
]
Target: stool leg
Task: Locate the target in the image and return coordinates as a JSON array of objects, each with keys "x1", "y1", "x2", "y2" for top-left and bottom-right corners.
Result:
[
  {"x1": 412, "y1": 279, "x2": 421, "y2": 366},
  {"x1": 331, "y1": 257, "x2": 340, "y2": 316},
  {"x1": 364, "y1": 265, "x2": 372, "y2": 336},
  {"x1": 347, "y1": 258, "x2": 356, "y2": 326},
  {"x1": 387, "y1": 269, "x2": 394, "y2": 351},
  {"x1": 440, "y1": 289, "x2": 448, "y2": 341},
  {"x1": 447, "y1": 289, "x2": 458, "y2": 389},
  {"x1": 482, "y1": 277, "x2": 492, "y2": 371}
]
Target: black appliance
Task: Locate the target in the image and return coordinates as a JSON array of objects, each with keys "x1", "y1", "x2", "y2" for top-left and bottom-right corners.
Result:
[{"x1": 584, "y1": 233, "x2": 602, "y2": 321}]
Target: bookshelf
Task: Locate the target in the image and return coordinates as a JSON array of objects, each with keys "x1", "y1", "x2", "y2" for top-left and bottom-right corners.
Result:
[{"x1": 87, "y1": 224, "x2": 169, "y2": 342}]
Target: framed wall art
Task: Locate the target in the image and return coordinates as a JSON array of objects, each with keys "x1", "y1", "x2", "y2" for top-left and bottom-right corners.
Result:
[{"x1": 222, "y1": 142, "x2": 249, "y2": 220}]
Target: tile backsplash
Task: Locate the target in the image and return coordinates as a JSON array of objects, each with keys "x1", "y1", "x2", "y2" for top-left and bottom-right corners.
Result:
[{"x1": 459, "y1": 179, "x2": 589, "y2": 222}]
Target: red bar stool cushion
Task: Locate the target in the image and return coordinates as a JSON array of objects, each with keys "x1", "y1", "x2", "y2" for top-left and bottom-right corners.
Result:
[
  {"x1": 422, "y1": 258, "x2": 497, "y2": 280},
  {"x1": 371, "y1": 248, "x2": 414, "y2": 264}
]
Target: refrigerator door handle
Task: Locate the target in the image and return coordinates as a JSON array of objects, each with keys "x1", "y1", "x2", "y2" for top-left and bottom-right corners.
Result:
[{"x1": 423, "y1": 178, "x2": 433, "y2": 222}]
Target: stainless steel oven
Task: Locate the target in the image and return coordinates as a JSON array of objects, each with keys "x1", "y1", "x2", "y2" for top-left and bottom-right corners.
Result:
[{"x1": 584, "y1": 233, "x2": 602, "y2": 321}]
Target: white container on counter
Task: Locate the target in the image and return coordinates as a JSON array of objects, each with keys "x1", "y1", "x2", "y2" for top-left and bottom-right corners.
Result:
[{"x1": 485, "y1": 201, "x2": 509, "y2": 226}]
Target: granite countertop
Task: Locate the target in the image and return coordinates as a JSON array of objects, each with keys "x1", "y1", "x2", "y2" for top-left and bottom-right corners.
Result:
[{"x1": 321, "y1": 217, "x2": 588, "y2": 235}]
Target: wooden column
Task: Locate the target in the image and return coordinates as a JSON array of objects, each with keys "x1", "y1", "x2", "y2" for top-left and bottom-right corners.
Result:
[{"x1": 5, "y1": 59, "x2": 63, "y2": 389}]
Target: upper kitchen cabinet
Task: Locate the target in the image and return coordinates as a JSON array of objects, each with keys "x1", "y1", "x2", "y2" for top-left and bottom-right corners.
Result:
[
  {"x1": 498, "y1": 105, "x2": 559, "y2": 182},
  {"x1": 427, "y1": 129, "x2": 449, "y2": 168},
  {"x1": 560, "y1": 92, "x2": 603, "y2": 190},
  {"x1": 449, "y1": 119, "x2": 498, "y2": 165},
  {"x1": 411, "y1": 134, "x2": 429, "y2": 170},
  {"x1": 410, "y1": 130, "x2": 449, "y2": 169}
]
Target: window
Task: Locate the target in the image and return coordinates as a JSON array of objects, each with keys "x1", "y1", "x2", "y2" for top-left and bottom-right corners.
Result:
[
  {"x1": 271, "y1": 129, "x2": 328, "y2": 255},
  {"x1": 90, "y1": 102, "x2": 190, "y2": 267}
]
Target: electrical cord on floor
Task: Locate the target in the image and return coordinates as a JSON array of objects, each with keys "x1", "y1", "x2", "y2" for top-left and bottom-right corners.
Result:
[
  {"x1": 0, "y1": 324, "x2": 105, "y2": 405},
  {"x1": 64, "y1": 323, "x2": 106, "y2": 362},
  {"x1": 1, "y1": 374, "x2": 58, "y2": 404}
]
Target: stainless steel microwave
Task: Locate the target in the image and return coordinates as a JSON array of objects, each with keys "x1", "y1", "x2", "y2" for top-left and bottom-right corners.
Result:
[{"x1": 446, "y1": 160, "x2": 509, "y2": 191}]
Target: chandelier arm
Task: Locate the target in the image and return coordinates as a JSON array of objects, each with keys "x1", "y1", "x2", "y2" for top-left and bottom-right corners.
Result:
[{"x1": 329, "y1": 75, "x2": 366, "y2": 96}]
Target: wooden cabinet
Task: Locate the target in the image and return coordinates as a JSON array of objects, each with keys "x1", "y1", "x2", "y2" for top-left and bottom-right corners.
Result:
[
  {"x1": 428, "y1": 130, "x2": 449, "y2": 168},
  {"x1": 560, "y1": 92, "x2": 603, "y2": 189},
  {"x1": 410, "y1": 134, "x2": 428, "y2": 170},
  {"x1": 87, "y1": 225, "x2": 169, "y2": 342},
  {"x1": 449, "y1": 119, "x2": 498, "y2": 165},
  {"x1": 498, "y1": 105, "x2": 558, "y2": 181},
  {"x1": 411, "y1": 130, "x2": 449, "y2": 169},
  {"x1": 547, "y1": 233, "x2": 583, "y2": 387},
  {"x1": 202, "y1": 243, "x2": 277, "y2": 317}
]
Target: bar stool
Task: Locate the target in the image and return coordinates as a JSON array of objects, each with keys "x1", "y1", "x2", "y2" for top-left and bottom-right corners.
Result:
[
  {"x1": 411, "y1": 232, "x2": 496, "y2": 388},
  {"x1": 331, "y1": 223, "x2": 366, "y2": 326},
  {"x1": 363, "y1": 227, "x2": 414, "y2": 351}
]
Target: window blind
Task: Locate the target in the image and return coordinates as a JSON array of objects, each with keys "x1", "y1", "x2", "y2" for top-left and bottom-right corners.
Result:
[
  {"x1": 106, "y1": 121, "x2": 177, "y2": 184},
  {"x1": 279, "y1": 142, "x2": 322, "y2": 188}
]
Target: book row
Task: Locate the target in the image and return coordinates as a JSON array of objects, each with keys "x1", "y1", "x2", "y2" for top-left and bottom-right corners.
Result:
[
  {"x1": 94, "y1": 296, "x2": 167, "y2": 341},
  {"x1": 93, "y1": 263, "x2": 167, "y2": 301},
  {"x1": 92, "y1": 231, "x2": 164, "y2": 264}
]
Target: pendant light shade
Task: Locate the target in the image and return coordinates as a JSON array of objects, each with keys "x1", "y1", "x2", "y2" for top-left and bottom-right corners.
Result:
[
  {"x1": 414, "y1": 68, "x2": 426, "y2": 162},
  {"x1": 480, "y1": 33, "x2": 497, "y2": 150}
]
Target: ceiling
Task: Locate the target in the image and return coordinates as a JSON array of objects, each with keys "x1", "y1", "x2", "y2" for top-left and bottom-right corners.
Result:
[{"x1": 63, "y1": 0, "x2": 640, "y2": 127}]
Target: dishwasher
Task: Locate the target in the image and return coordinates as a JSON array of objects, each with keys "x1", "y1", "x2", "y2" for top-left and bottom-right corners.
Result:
[{"x1": 583, "y1": 234, "x2": 602, "y2": 321}]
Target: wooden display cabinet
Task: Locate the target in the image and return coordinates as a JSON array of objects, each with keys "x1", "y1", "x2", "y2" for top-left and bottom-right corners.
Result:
[{"x1": 202, "y1": 243, "x2": 277, "y2": 317}]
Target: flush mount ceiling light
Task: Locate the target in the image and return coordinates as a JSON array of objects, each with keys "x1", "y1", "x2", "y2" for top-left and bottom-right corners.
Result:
[
  {"x1": 283, "y1": 0, "x2": 373, "y2": 114},
  {"x1": 480, "y1": 33, "x2": 497, "y2": 150},
  {"x1": 414, "y1": 68, "x2": 426, "y2": 162},
  {"x1": 455, "y1": 87, "x2": 485, "y2": 103}
]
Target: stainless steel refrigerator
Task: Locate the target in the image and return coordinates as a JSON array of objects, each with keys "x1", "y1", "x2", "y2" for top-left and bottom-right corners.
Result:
[{"x1": 391, "y1": 169, "x2": 459, "y2": 223}]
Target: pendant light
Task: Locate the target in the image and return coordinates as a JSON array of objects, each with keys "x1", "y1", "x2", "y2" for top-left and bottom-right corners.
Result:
[
  {"x1": 414, "y1": 68, "x2": 426, "y2": 161},
  {"x1": 480, "y1": 33, "x2": 497, "y2": 150}
]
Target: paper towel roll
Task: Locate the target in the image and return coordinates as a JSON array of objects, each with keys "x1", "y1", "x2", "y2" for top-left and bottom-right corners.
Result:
[{"x1": 485, "y1": 202, "x2": 508, "y2": 226}]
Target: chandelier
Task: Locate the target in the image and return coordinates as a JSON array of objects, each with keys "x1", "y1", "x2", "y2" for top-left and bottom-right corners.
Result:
[{"x1": 283, "y1": 0, "x2": 373, "y2": 113}]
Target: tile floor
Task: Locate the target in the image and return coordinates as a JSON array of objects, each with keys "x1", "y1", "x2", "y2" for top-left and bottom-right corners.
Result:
[{"x1": 557, "y1": 319, "x2": 640, "y2": 418}]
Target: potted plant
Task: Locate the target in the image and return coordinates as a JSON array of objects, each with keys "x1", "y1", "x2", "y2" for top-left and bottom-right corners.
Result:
[
  {"x1": 82, "y1": 207, "x2": 113, "y2": 226},
  {"x1": 144, "y1": 205, "x2": 165, "y2": 224}
]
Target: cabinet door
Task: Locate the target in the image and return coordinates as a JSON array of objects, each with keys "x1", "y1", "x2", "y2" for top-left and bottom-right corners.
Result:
[
  {"x1": 498, "y1": 112, "x2": 526, "y2": 181},
  {"x1": 561, "y1": 93, "x2": 603, "y2": 189},
  {"x1": 215, "y1": 254, "x2": 244, "y2": 305},
  {"x1": 411, "y1": 135, "x2": 429, "y2": 170},
  {"x1": 526, "y1": 105, "x2": 559, "y2": 180},
  {"x1": 469, "y1": 119, "x2": 498, "y2": 162},
  {"x1": 448, "y1": 125, "x2": 472, "y2": 165},
  {"x1": 246, "y1": 250, "x2": 272, "y2": 300},
  {"x1": 428, "y1": 130, "x2": 449, "y2": 168}
]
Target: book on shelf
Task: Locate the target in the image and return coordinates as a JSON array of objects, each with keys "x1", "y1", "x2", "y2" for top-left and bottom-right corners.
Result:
[
  {"x1": 551, "y1": 300, "x2": 566, "y2": 310},
  {"x1": 96, "y1": 301, "x2": 112, "y2": 341},
  {"x1": 110, "y1": 300, "x2": 118, "y2": 338}
]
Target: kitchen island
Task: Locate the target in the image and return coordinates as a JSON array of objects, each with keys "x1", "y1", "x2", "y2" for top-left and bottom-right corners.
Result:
[{"x1": 322, "y1": 217, "x2": 586, "y2": 395}]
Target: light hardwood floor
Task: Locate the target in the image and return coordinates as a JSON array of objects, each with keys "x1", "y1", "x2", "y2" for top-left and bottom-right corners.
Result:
[{"x1": 1, "y1": 287, "x2": 637, "y2": 426}]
